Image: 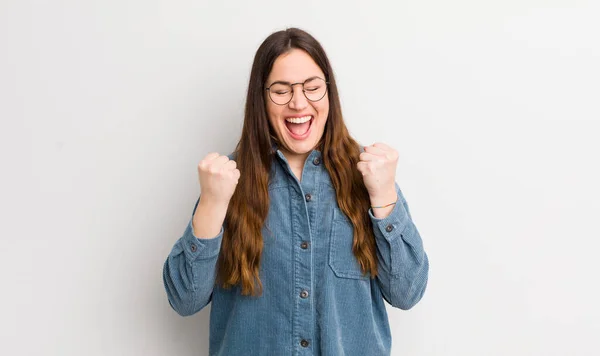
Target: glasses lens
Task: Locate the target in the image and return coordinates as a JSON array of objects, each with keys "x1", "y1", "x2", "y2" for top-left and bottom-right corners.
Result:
[
  {"x1": 304, "y1": 78, "x2": 327, "y2": 102},
  {"x1": 269, "y1": 83, "x2": 292, "y2": 105}
]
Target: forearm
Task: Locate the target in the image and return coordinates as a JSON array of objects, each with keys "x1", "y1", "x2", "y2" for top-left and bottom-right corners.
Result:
[{"x1": 193, "y1": 195, "x2": 229, "y2": 239}]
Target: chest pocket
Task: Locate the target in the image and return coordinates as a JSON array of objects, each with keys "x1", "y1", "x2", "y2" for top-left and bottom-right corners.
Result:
[{"x1": 328, "y1": 209, "x2": 370, "y2": 280}]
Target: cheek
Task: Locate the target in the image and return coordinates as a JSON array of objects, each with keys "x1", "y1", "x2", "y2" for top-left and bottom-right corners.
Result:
[
  {"x1": 315, "y1": 101, "x2": 329, "y2": 119},
  {"x1": 266, "y1": 105, "x2": 282, "y2": 125}
]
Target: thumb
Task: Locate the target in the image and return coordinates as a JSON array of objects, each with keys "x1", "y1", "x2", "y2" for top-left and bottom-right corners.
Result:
[{"x1": 356, "y1": 161, "x2": 368, "y2": 176}]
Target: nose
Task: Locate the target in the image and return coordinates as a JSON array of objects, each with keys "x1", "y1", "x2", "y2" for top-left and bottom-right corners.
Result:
[{"x1": 288, "y1": 84, "x2": 308, "y2": 110}]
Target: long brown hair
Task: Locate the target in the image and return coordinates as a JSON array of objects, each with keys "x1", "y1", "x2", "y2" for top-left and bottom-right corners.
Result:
[{"x1": 216, "y1": 28, "x2": 377, "y2": 296}]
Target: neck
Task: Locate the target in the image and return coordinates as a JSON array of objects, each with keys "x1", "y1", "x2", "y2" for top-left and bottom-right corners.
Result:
[
  {"x1": 281, "y1": 148, "x2": 309, "y2": 169},
  {"x1": 279, "y1": 148, "x2": 310, "y2": 182}
]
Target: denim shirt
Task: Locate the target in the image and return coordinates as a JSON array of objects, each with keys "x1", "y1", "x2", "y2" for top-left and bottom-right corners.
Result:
[{"x1": 163, "y1": 147, "x2": 429, "y2": 356}]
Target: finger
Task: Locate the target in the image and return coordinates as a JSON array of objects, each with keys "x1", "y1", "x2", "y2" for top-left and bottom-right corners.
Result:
[
  {"x1": 203, "y1": 152, "x2": 220, "y2": 161},
  {"x1": 223, "y1": 159, "x2": 237, "y2": 170},
  {"x1": 210, "y1": 155, "x2": 230, "y2": 170},
  {"x1": 356, "y1": 161, "x2": 370, "y2": 176},
  {"x1": 372, "y1": 142, "x2": 393, "y2": 151},
  {"x1": 359, "y1": 151, "x2": 384, "y2": 162},
  {"x1": 364, "y1": 145, "x2": 387, "y2": 157},
  {"x1": 204, "y1": 156, "x2": 228, "y2": 174},
  {"x1": 199, "y1": 152, "x2": 221, "y2": 170}
]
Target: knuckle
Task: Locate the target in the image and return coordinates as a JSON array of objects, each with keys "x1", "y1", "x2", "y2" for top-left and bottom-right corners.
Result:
[{"x1": 205, "y1": 152, "x2": 218, "y2": 160}]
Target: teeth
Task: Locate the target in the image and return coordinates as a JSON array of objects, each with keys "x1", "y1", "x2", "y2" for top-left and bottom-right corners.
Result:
[{"x1": 285, "y1": 115, "x2": 312, "y2": 124}]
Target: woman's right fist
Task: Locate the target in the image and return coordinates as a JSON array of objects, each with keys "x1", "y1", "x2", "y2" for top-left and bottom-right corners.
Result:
[{"x1": 197, "y1": 152, "x2": 240, "y2": 205}]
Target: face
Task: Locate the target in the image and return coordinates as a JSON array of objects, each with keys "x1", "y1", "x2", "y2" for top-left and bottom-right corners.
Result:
[{"x1": 265, "y1": 48, "x2": 329, "y2": 161}]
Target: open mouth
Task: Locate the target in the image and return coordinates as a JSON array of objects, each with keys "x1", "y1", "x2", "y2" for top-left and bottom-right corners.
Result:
[{"x1": 284, "y1": 115, "x2": 313, "y2": 139}]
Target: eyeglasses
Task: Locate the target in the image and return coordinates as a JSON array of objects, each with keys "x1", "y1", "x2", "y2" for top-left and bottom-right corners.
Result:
[{"x1": 265, "y1": 76, "x2": 329, "y2": 105}]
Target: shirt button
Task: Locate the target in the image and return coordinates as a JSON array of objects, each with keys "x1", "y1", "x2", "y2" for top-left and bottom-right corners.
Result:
[
  {"x1": 300, "y1": 290, "x2": 309, "y2": 299},
  {"x1": 305, "y1": 193, "x2": 312, "y2": 202},
  {"x1": 190, "y1": 243, "x2": 197, "y2": 252},
  {"x1": 300, "y1": 241, "x2": 309, "y2": 249},
  {"x1": 300, "y1": 339, "x2": 309, "y2": 347},
  {"x1": 385, "y1": 224, "x2": 394, "y2": 232},
  {"x1": 313, "y1": 157, "x2": 321, "y2": 165}
]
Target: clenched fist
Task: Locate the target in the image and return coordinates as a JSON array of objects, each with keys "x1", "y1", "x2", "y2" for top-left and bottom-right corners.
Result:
[
  {"x1": 197, "y1": 152, "x2": 241, "y2": 206},
  {"x1": 357, "y1": 143, "x2": 398, "y2": 199}
]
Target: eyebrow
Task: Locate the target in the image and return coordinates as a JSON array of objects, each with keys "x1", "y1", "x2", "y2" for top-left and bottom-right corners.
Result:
[{"x1": 268, "y1": 76, "x2": 322, "y2": 86}]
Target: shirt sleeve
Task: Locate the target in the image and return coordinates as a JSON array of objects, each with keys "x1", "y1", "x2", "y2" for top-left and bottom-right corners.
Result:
[
  {"x1": 368, "y1": 182, "x2": 429, "y2": 310},
  {"x1": 162, "y1": 197, "x2": 223, "y2": 316}
]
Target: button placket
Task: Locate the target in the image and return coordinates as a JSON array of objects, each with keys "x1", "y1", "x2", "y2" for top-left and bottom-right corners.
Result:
[{"x1": 291, "y1": 150, "x2": 319, "y2": 352}]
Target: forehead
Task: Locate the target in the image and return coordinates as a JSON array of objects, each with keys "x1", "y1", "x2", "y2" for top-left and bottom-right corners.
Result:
[{"x1": 267, "y1": 48, "x2": 324, "y2": 83}]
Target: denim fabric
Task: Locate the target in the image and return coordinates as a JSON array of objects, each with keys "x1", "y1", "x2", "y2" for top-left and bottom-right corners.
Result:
[{"x1": 163, "y1": 146, "x2": 429, "y2": 355}]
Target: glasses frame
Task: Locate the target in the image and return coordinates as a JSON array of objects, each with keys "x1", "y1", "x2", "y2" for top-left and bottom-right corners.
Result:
[{"x1": 265, "y1": 76, "x2": 330, "y2": 106}]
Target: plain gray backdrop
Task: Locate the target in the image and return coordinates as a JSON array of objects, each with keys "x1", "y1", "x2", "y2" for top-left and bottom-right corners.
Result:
[{"x1": 1, "y1": 0, "x2": 599, "y2": 355}]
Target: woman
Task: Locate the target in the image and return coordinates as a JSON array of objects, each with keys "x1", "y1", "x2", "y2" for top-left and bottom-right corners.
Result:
[{"x1": 163, "y1": 27, "x2": 429, "y2": 355}]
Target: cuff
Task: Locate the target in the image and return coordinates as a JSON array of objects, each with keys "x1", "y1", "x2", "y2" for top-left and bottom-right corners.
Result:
[
  {"x1": 368, "y1": 190, "x2": 409, "y2": 242},
  {"x1": 181, "y1": 198, "x2": 224, "y2": 261}
]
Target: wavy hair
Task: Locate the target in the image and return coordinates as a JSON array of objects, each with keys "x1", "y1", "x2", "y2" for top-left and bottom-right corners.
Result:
[{"x1": 216, "y1": 28, "x2": 377, "y2": 296}]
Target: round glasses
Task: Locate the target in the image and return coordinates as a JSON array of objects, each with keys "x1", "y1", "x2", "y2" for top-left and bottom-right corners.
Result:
[{"x1": 265, "y1": 77, "x2": 329, "y2": 105}]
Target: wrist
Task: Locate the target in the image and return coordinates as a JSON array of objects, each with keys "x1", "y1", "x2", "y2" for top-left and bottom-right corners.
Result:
[
  {"x1": 369, "y1": 187, "x2": 397, "y2": 207},
  {"x1": 199, "y1": 193, "x2": 231, "y2": 210}
]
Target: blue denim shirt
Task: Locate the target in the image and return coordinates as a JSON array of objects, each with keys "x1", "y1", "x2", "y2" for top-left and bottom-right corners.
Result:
[{"x1": 163, "y1": 147, "x2": 429, "y2": 355}]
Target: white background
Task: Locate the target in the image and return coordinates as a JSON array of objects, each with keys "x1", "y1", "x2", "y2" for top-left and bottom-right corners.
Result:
[{"x1": 1, "y1": 0, "x2": 599, "y2": 355}]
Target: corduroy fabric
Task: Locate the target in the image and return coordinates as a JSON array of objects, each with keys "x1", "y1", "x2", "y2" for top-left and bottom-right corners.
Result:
[{"x1": 163, "y1": 147, "x2": 429, "y2": 355}]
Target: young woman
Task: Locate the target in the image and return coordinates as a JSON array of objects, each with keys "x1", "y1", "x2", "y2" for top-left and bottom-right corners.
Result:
[{"x1": 163, "y1": 27, "x2": 429, "y2": 356}]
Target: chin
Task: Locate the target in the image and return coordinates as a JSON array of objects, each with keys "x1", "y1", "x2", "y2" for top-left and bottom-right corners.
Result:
[
  {"x1": 284, "y1": 143, "x2": 310, "y2": 154},
  {"x1": 281, "y1": 139, "x2": 317, "y2": 156}
]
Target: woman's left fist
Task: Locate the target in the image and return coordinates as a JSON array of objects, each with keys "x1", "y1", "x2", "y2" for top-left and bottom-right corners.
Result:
[{"x1": 357, "y1": 143, "x2": 398, "y2": 198}]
